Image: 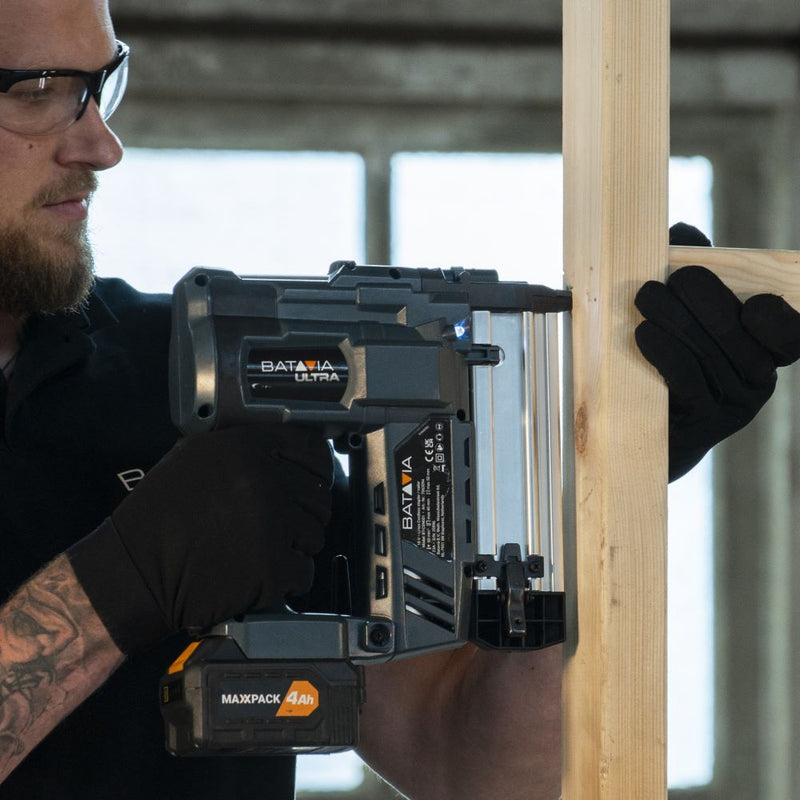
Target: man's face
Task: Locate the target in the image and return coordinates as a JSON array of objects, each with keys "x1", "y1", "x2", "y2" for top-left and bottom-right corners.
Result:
[{"x1": 0, "y1": 0, "x2": 123, "y2": 317}]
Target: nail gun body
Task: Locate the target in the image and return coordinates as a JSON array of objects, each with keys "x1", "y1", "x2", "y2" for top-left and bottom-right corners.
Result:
[{"x1": 160, "y1": 262, "x2": 570, "y2": 756}]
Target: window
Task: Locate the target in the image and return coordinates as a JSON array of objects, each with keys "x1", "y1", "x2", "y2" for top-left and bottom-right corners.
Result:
[{"x1": 92, "y1": 149, "x2": 365, "y2": 288}]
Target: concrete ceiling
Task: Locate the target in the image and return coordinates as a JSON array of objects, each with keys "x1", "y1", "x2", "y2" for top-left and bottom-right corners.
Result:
[{"x1": 109, "y1": 0, "x2": 800, "y2": 39}]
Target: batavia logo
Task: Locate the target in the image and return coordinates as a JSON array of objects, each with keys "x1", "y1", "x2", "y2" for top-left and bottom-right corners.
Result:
[
  {"x1": 260, "y1": 358, "x2": 341, "y2": 383},
  {"x1": 400, "y1": 456, "x2": 414, "y2": 530}
]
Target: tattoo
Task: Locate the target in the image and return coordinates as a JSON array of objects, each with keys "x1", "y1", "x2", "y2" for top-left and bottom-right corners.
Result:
[{"x1": 0, "y1": 556, "x2": 123, "y2": 776}]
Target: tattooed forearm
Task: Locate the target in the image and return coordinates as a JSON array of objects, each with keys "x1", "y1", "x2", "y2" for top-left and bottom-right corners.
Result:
[{"x1": 0, "y1": 554, "x2": 124, "y2": 781}]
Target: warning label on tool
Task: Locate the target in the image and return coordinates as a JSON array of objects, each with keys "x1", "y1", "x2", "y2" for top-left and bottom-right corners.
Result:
[{"x1": 395, "y1": 418, "x2": 454, "y2": 560}]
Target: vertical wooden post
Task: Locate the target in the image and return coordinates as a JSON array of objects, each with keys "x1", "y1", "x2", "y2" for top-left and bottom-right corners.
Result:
[{"x1": 562, "y1": 1, "x2": 670, "y2": 797}]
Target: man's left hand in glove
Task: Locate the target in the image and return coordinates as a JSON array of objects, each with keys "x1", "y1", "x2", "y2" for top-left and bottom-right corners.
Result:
[{"x1": 635, "y1": 237, "x2": 800, "y2": 481}]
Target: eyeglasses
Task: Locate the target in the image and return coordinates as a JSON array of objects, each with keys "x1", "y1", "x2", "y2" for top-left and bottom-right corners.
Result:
[{"x1": 0, "y1": 40, "x2": 129, "y2": 136}]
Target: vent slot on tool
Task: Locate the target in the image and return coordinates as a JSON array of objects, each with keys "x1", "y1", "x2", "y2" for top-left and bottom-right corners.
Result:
[{"x1": 403, "y1": 568, "x2": 455, "y2": 632}]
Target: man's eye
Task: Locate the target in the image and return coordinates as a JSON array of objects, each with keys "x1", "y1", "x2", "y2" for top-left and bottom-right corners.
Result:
[{"x1": 7, "y1": 79, "x2": 57, "y2": 103}]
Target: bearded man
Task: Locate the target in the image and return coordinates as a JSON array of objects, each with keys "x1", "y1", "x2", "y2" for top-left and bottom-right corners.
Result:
[{"x1": 0, "y1": 2, "x2": 563, "y2": 798}]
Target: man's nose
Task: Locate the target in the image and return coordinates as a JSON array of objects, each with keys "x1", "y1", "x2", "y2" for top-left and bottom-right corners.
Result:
[{"x1": 54, "y1": 99, "x2": 123, "y2": 171}]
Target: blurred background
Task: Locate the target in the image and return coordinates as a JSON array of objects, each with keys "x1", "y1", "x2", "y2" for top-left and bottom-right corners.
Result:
[{"x1": 98, "y1": 3, "x2": 800, "y2": 797}]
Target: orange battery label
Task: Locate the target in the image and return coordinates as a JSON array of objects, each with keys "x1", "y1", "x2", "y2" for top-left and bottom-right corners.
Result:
[{"x1": 276, "y1": 681, "x2": 319, "y2": 718}]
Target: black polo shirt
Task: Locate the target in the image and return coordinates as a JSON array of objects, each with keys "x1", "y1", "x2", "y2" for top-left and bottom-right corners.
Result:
[{"x1": 0, "y1": 278, "x2": 295, "y2": 799}]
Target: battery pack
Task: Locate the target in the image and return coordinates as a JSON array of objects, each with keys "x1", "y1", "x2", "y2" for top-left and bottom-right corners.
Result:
[{"x1": 160, "y1": 636, "x2": 364, "y2": 756}]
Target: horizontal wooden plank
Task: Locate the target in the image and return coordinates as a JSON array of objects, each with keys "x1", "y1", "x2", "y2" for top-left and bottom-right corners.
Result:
[{"x1": 669, "y1": 245, "x2": 800, "y2": 309}]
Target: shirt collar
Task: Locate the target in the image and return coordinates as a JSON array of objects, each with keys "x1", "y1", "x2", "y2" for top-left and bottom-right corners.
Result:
[
  {"x1": 43, "y1": 283, "x2": 119, "y2": 336},
  {"x1": 5, "y1": 284, "x2": 120, "y2": 427}
]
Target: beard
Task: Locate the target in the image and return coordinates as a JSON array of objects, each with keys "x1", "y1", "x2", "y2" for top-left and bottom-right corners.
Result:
[{"x1": 0, "y1": 173, "x2": 97, "y2": 317}]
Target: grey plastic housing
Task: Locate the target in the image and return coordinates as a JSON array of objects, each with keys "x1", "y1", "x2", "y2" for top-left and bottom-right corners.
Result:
[{"x1": 169, "y1": 262, "x2": 570, "y2": 661}]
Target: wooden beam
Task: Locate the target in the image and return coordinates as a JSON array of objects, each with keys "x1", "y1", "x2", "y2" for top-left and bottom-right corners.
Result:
[
  {"x1": 562, "y1": 0, "x2": 670, "y2": 797},
  {"x1": 669, "y1": 245, "x2": 800, "y2": 309}
]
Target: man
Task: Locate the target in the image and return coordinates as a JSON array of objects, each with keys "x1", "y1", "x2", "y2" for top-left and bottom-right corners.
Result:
[{"x1": 0, "y1": 2, "x2": 562, "y2": 798}]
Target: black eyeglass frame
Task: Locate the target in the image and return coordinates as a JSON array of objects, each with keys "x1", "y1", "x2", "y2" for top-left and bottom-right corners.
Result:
[{"x1": 0, "y1": 40, "x2": 129, "y2": 123}]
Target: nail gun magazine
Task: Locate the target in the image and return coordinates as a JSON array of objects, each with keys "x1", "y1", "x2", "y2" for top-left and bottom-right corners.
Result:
[{"x1": 159, "y1": 262, "x2": 571, "y2": 756}]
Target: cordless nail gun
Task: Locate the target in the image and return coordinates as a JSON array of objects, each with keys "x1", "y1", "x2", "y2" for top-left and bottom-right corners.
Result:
[{"x1": 159, "y1": 262, "x2": 570, "y2": 756}]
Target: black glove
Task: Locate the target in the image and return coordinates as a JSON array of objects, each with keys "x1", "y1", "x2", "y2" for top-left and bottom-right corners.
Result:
[
  {"x1": 668, "y1": 221, "x2": 712, "y2": 248},
  {"x1": 635, "y1": 225, "x2": 800, "y2": 481},
  {"x1": 67, "y1": 425, "x2": 333, "y2": 654}
]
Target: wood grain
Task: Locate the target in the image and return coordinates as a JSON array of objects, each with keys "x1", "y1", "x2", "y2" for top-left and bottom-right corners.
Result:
[
  {"x1": 562, "y1": 0, "x2": 670, "y2": 796},
  {"x1": 670, "y1": 245, "x2": 800, "y2": 309}
]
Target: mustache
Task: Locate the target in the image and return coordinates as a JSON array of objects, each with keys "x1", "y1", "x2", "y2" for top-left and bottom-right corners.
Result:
[{"x1": 33, "y1": 172, "x2": 99, "y2": 207}]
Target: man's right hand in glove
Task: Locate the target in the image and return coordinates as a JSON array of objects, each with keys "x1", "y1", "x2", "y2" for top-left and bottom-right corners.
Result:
[
  {"x1": 68, "y1": 425, "x2": 333, "y2": 654},
  {"x1": 0, "y1": 425, "x2": 332, "y2": 782}
]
